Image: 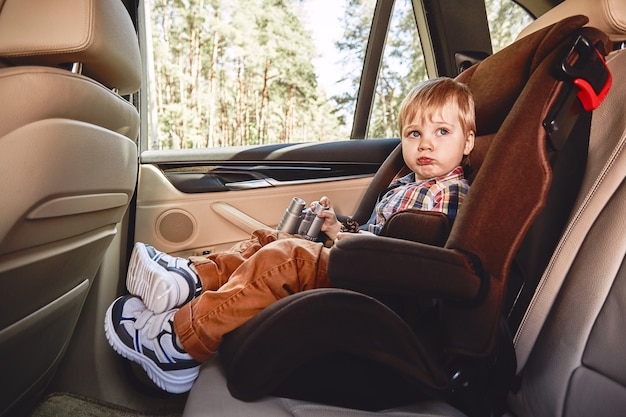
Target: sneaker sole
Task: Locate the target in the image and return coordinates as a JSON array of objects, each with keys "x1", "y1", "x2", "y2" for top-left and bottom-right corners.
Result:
[
  {"x1": 127, "y1": 243, "x2": 180, "y2": 314},
  {"x1": 104, "y1": 300, "x2": 199, "y2": 394}
]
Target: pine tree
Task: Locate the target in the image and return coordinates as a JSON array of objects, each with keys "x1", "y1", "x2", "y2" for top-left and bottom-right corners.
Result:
[
  {"x1": 148, "y1": 0, "x2": 343, "y2": 149},
  {"x1": 146, "y1": 0, "x2": 531, "y2": 149}
]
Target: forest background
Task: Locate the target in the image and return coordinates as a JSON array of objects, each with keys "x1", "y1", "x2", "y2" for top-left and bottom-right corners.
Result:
[{"x1": 145, "y1": 0, "x2": 531, "y2": 150}]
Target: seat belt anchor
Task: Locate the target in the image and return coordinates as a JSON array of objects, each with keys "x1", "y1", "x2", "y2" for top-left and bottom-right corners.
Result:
[{"x1": 560, "y1": 34, "x2": 612, "y2": 112}]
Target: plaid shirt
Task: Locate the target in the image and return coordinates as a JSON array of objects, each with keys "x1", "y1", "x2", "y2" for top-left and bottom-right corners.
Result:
[{"x1": 368, "y1": 166, "x2": 470, "y2": 235}]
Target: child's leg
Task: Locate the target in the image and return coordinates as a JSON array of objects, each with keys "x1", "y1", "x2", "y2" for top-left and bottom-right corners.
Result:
[
  {"x1": 174, "y1": 237, "x2": 331, "y2": 362},
  {"x1": 126, "y1": 229, "x2": 284, "y2": 313},
  {"x1": 189, "y1": 228, "x2": 287, "y2": 291}
]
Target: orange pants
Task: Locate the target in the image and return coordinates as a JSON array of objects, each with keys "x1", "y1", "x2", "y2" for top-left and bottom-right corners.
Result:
[{"x1": 174, "y1": 229, "x2": 331, "y2": 361}]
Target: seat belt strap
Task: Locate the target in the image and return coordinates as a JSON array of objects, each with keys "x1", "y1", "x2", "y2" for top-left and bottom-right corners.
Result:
[{"x1": 514, "y1": 49, "x2": 626, "y2": 373}]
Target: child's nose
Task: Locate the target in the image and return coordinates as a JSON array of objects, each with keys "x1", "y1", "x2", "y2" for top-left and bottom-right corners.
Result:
[{"x1": 418, "y1": 138, "x2": 433, "y2": 151}]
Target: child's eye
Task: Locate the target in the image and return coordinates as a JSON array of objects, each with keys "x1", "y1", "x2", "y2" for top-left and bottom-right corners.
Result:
[
  {"x1": 408, "y1": 130, "x2": 420, "y2": 138},
  {"x1": 437, "y1": 128, "x2": 449, "y2": 135}
]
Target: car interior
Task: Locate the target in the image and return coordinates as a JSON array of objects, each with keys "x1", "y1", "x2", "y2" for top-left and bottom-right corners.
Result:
[
  {"x1": 1, "y1": 0, "x2": 625, "y2": 416},
  {"x1": 0, "y1": 0, "x2": 140, "y2": 414}
]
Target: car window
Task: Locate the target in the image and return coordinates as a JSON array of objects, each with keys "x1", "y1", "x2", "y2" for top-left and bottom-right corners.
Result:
[
  {"x1": 141, "y1": 0, "x2": 370, "y2": 151},
  {"x1": 140, "y1": 0, "x2": 531, "y2": 151},
  {"x1": 485, "y1": 0, "x2": 534, "y2": 52},
  {"x1": 356, "y1": 0, "x2": 532, "y2": 138},
  {"x1": 365, "y1": 0, "x2": 426, "y2": 139}
]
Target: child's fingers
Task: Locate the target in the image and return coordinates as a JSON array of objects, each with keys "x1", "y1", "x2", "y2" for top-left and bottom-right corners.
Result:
[{"x1": 318, "y1": 196, "x2": 330, "y2": 207}]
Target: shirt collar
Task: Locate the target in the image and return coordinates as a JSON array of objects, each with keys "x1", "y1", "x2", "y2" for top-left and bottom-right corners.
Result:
[{"x1": 398, "y1": 165, "x2": 465, "y2": 185}]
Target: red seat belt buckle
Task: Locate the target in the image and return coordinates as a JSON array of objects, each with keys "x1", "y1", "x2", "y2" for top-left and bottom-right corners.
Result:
[{"x1": 561, "y1": 35, "x2": 612, "y2": 112}]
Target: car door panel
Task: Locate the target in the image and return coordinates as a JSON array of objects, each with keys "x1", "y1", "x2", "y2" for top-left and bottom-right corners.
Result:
[{"x1": 134, "y1": 138, "x2": 399, "y2": 256}]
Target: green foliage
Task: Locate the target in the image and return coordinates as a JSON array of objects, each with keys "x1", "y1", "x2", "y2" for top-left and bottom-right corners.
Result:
[
  {"x1": 334, "y1": 0, "x2": 530, "y2": 139},
  {"x1": 148, "y1": 0, "x2": 344, "y2": 149},
  {"x1": 147, "y1": 0, "x2": 532, "y2": 149},
  {"x1": 367, "y1": 0, "x2": 427, "y2": 138},
  {"x1": 486, "y1": 0, "x2": 533, "y2": 52}
]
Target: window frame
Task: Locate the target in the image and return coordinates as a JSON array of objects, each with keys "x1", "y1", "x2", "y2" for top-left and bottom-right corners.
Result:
[{"x1": 136, "y1": 0, "x2": 520, "y2": 156}]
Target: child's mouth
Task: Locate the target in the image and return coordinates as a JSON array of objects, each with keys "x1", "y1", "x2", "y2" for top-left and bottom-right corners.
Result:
[{"x1": 418, "y1": 157, "x2": 433, "y2": 165}]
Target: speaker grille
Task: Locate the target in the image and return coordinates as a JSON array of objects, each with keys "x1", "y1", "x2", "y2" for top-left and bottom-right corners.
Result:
[{"x1": 156, "y1": 209, "x2": 196, "y2": 244}]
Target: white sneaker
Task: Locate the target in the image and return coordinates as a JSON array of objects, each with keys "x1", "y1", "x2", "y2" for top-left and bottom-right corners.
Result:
[
  {"x1": 126, "y1": 242, "x2": 202, "y2": 314},
  {"x1": 104, "y1": 295, "x2": 201, "y2": 394}
]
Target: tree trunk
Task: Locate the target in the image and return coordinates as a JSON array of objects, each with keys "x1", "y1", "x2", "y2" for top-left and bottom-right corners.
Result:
[
  {"x1": 258, "y1": 58, "x2": 271, "y2": 144},
  {"x1": 284, "y1": 85, "x2": 293, "y2": 143},
  {"x1": 206, "y1": 29, "x2": 219, "y2": 147}
]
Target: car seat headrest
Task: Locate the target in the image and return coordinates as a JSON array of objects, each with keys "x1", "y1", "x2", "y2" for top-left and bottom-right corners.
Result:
[
  {"x1": 517, "y1": 0, "x2": 626, "y2": 42},
  {"x1": 457, "y1": 15, "x2": 609, "y2": 135},
  {"x1": 0, "y1": 0, "x2": 141, "y2": 95}
]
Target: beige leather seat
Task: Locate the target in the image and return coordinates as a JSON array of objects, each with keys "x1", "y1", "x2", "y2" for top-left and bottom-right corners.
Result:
[
  {"x1": 182, "y1": 1, "x2": 626, "y2": 415},
  {"x1": 0, "y1": 0, "x2": 141, "y2": 414}
]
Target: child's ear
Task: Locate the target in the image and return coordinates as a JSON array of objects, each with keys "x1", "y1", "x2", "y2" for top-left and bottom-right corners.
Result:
[{"x1": 464, "y1": 131, "x2": 475, "y2": 155}]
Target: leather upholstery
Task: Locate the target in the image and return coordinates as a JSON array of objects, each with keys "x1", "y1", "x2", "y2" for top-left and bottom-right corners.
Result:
[
  {"x1": 0, "y1": 0, "x2": 141, "y2": 94},
  {"x1": 0, "y1": 0, "x2": 140, "y2": 414},
  {"x1": 517, "y1": 0, "x2": 626, "y2": 42},
  {"x1": 505, "y1": 44, "x2": 626, "y2": 417}
]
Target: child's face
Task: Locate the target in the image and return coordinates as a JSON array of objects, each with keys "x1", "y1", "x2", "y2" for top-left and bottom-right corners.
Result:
[{"x1": 401, "y1": 101, "x2": 474, "y2": 181}]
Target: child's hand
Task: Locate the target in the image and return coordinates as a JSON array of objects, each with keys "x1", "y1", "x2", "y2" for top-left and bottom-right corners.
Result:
[
  {"x1": 313, "y1": 196, "x2": 341, "y2": 240},
  {"x1": 334, "y1": 229, "x2": 374, "y2": 242}
]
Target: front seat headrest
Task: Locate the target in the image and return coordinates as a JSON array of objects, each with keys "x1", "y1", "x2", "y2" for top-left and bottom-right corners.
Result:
[
  {"x1": 517, "y1": 0, "x2": 626, "y2": 42},
  {"x1": 0, "y1": 0, "x2": 141, "y2": 94}
]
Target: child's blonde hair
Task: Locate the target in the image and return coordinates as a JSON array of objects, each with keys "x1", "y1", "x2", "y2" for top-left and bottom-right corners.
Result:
[{"x1": 398, "y1": 77, "x2": 476, "y2": 137}]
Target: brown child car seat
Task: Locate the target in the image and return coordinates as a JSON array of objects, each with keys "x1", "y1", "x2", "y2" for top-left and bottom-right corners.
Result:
[{"x1": 215, "y1": 15, "x2": 612, "y2": 416}]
